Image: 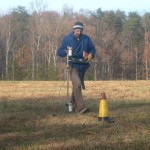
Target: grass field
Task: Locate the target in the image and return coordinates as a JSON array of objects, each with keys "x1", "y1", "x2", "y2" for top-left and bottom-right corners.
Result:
[{"x1": 0, "y1": 81, "x2": 150, "y2": 150}]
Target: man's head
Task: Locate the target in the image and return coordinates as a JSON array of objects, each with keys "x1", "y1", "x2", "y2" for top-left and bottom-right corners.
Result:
[{"x1": 73, "y1": 22, "x2": 83, "y2": 38}]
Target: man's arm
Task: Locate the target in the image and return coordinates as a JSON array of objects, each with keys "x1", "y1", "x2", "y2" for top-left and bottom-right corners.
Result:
[
  {"x1": 85, "y1": 37, "x2": 96, "y2": 62},
  {"x1": 57, "y1": 37, "x2": 68, "y2": 57},
  {"x1": 88, "y1": 37, "x2": 96, "y2": 59}
]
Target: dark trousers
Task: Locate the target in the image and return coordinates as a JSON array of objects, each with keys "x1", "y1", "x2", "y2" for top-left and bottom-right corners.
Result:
[{"x1": 70, "y1": 67, "x2": 86, "y2": 111}]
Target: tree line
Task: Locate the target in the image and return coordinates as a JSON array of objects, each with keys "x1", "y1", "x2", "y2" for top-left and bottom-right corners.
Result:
[{"x1": 0, "y1": 5, "x2": 150, "y2": 81}]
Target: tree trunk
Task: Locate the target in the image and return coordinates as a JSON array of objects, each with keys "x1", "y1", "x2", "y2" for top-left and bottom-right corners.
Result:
[{"x1": 145, "y1": 58, "x2": 149, "y2": 80}]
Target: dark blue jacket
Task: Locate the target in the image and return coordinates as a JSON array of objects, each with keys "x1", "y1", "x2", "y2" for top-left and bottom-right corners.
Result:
[{"x1": 57, "y1": 32, "x2": 96, "y2": 71}]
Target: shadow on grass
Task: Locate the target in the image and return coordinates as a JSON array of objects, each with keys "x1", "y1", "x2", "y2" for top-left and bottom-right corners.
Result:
[
  {"x1": 85, "y1": 98, "x2": 150, "y2": 113},
  {"x1": 0, "y1": 97, "x2": 150, "y2": 150},
  {"x1": 108, "y1": 100, "x2": 150, "y2": 111},
  {"x1": 0, "y1": 95, "x2": 67, "y2": 115}
]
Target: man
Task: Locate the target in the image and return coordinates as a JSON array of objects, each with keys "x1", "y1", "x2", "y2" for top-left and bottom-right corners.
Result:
[{"x1": 57, "y1": 21, "x2": 96, "y2": 113}]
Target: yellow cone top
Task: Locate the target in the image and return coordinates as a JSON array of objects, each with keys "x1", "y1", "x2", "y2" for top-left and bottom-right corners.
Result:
[{"x1": 100, "y1": 92, "x2": 106, "y2": 100}]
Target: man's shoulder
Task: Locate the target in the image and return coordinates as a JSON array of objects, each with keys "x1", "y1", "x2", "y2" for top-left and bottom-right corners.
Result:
[
  {"x1": 63, "y1": 32, "x2": 73, "y2": 39},
  {"x1": 82, "y1": 33, "x2": 91, "y2": 40}
]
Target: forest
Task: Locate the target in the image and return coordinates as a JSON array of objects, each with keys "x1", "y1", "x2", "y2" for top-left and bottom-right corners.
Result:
[{"x1": 0, "y1": 4, "x2": 150, "y2": 81}]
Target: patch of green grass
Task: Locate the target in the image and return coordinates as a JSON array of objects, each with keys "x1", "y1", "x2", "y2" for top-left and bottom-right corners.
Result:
[{"x1": 0, "y1": 81, "x2": 150, "y2": 150}]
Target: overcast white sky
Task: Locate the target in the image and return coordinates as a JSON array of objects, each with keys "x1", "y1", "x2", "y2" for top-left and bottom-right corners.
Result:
[{"x1": 0, "y1": 0, "x2": 150, "y2": 14}]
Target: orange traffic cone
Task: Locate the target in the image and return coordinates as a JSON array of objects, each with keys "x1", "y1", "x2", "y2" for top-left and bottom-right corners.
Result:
[{"x1": 98, "y1": 92, "x2": 111, "y2": 122}]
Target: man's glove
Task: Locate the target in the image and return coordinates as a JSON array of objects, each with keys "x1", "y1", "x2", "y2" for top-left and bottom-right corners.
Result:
[{"x1": 85, "y1": 53, "x2": 92, "y2": 62}]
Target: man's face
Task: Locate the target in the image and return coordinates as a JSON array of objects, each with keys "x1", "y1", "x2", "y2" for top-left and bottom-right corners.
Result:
[{"x1": 73, "y1": 29, "x2": 82, "y2": 38}]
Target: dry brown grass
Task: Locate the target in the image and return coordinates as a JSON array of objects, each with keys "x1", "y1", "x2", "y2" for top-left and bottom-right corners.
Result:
[{"x1": 0, "y1": 81, "x2": 150, "y2": 150}]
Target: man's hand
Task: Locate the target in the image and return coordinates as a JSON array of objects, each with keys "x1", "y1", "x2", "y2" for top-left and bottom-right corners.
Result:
[{"x1": 85, "y1": 53, "x2": 92, "y2": 62}]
